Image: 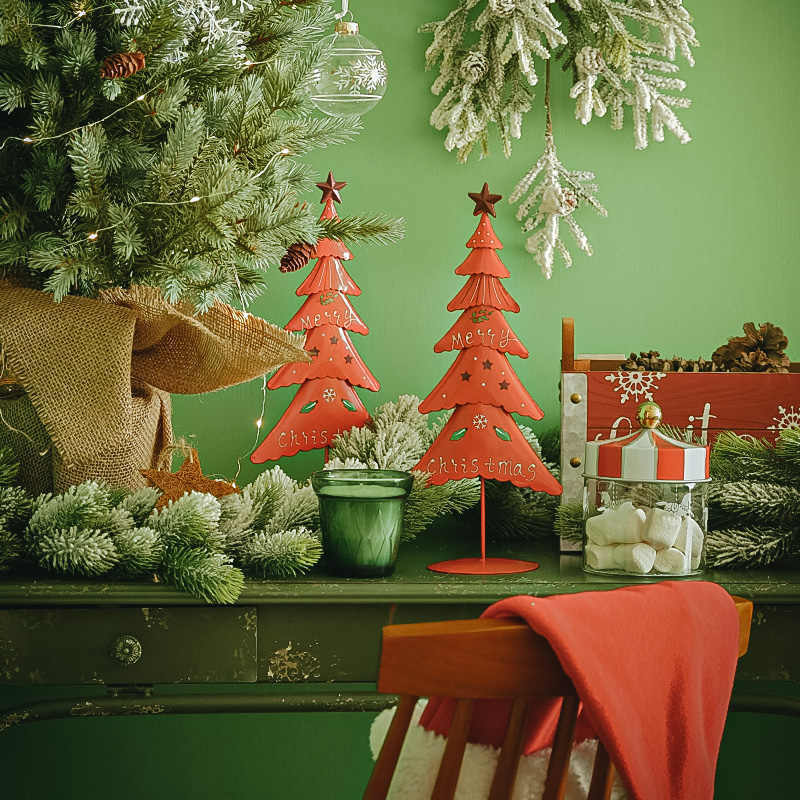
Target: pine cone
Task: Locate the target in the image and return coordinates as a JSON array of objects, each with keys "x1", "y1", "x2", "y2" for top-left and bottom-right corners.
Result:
[
  {"x1": 279, "y1": 241, "x2": 315, "y2": 273},
  {"x1": 712, "y1": 322, "x2": 790, "y2": 373},
  {"x1": 460, "y1": 51, "x2": 489, "y2": 84},
  {"x1": 100, "y1": 51, "x2": 146, "y2": 80}
]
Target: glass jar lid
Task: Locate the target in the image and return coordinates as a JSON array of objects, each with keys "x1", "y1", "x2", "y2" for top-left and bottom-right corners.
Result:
[{"x1": 584, "y1": 402, "x2": 710, "y2": 482}]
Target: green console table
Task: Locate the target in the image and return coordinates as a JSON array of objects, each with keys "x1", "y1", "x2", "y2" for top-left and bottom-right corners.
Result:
[{"x1": 2, "y1": 526, "x2": 800, "y2": 731}]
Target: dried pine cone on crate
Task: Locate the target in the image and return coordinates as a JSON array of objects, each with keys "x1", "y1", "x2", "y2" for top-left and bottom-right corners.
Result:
[
  {"x1": 620, "y1": 351, "x2": 717, "y2": 373},
  {"x1": 712, "y1": 322, "x2": 789, "y2": 373}
]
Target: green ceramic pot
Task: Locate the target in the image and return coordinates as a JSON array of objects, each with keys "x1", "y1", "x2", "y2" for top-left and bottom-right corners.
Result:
[{"x1": 311, "y1": 469, "x2": 414, "y2": 577}]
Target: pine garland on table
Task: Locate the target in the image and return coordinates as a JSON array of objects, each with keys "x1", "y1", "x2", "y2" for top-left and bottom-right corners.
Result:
[
  {"x1": 705, "y1": 428, "x2": 800, "y2": 568},
  {"x1": 0, "y1": 444, "x2": 324, "y2": 602}
]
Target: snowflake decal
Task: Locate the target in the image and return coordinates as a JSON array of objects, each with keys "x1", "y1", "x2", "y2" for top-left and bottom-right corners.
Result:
[
  {"x1": 322, "y1": 388, "x2": 337, "y2": 404},
  {"x1": 472, "y1": 414, "x2": 488, "y2": 430},
  {"x1": 604, "y1": 370, "x2": 666, "y2": 405},
  {"x1": 767, "y1": 404, "x2": 800, "y2": 432},
  {"x1": 333, "y1": 56, "x2": 387, "y2": 93}
]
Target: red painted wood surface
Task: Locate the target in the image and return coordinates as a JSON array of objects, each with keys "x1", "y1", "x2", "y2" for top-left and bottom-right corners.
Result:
[{"x1": 584, "y1": 371, "x2": 800, "y2": 443}]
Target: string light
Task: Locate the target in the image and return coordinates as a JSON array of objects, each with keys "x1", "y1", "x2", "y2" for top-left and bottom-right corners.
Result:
[
  {"x1": 189, "y1": 195, "x2": 201, "y2": 203},
  {"x1": 279, "y1": 148, "x2": 290, "y2": 155},
  {"x1": 87, "y1": 231, "x2": 98, "y2": 240},
  {"x1": 256, "y1": 418, "x2": 263, "y2": 429}
]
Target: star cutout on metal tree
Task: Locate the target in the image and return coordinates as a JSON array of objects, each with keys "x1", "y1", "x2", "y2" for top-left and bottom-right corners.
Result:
[
  {"x1": 468, "y1": 183, "x2": 502, "y2": 217},
  {"x1": 461, "y1": 371, "x2": 472, "y2": 381},
  {"x1": 316, "y1": 171, "x2": 347, "y2": 205}
]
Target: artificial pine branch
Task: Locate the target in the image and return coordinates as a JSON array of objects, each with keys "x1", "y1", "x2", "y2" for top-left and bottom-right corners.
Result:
[
  {"x1": 36, "y1": 527, "x2": 119, "y2": 576},
  {"x1": 242, "y1": 527, "x2": 322, "y2": 578},
  {"x1": 162, "y1": 546, "x2": 244, "y2": 605},
  {"x1": 319, "y1": 215, "x2": 406, "y2": 248},
  {"x1": 0, "y1": 445, "x2": 20, "y2": 486},
  {"x1": 555, "y1": 501, "x2": 584, "y2": 543},
  {"x1": 710, "y1": 431, "x2": 796, "y2": 485},
  {"x1": 114, "y1": 527, "x2": 163, "y2": 577},
  {"x1": 709, "y1": 481, "x2": 800, "y2": 528},
  {"x1": 776, "y1": 427, "x2": 800, "y2": 471},
  {"x1": 705, "y1": 527, "x2": 798, "y2": 569},
  {"x1": 118, "y1": 487, "x2": 161, "y2": 526},
  {"x1": 149, "y1": 491, "x2": 225, "y2": 551}
]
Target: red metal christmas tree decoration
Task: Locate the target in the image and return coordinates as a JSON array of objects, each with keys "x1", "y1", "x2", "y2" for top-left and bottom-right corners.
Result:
[
  {"x1": 251, "y1": 173, "x2": 378, "y2": 463},
  {"x1": 414, "y1": 184, "x2": 562, "y2": 574}
]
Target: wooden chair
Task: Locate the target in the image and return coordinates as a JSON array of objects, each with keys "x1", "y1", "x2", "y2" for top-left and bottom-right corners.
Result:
[{"x1": 364, "y1": 596, "x2": 754, "y2": 800}]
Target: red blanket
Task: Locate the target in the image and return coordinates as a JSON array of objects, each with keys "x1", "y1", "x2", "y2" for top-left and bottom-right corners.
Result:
[{"x1": 419, "y1": 582, "x2": 740, "y2": 799}]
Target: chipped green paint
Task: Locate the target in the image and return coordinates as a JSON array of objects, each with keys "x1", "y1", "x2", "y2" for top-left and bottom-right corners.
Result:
[
  {"x1": 119, "y1": 703, "x2": 166, "y2": 715},
  {"x1": 70, "y1": 701, "x2": 112, "y2": 718},
  {"x1": 266, "y1": 642, "x2": 321, "y2": 682},
  {"x1": 238, "y1": 608, "x2": 257, "y2": 635},
  {"x1": 140, "y1": 607, "x2": 169, "y2": 630},
  {"x1": 0, "y1": 638, "x2": 20, "y2": 681},
  {"x1": 0, "y1": 710, "x2": 31, "y2": 732}
]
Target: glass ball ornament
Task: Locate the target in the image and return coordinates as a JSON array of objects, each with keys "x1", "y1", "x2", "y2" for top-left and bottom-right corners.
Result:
[{"x1": 310, "y1": 21, "x2": 387, "y2": 117}]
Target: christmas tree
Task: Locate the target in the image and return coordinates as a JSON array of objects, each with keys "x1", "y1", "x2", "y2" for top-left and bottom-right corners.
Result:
[
  {"x1": 0, "y1": 0, "x2": 401, "y2": 308},
  {"x1": 414, "y1": 184, "x2": 561, "y2": 574},
  {"x1": 251, "y1": 172, "x2": 378, "y2": 463}
]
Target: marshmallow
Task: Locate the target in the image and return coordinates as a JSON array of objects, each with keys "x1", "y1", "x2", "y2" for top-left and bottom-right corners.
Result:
[
  {"x1": 585, "y1": 542, "x2": 618, "y2": 571},
  {"x1": 675, "y1": 516, "x2": 704, "y2": 570},
  {"x1": 586, "y1": 501, "x2": 646, "y2": 546},
  {"x1": 613, "y1": 542, "x2": 656, "y2": 574},
  {"x1": 644, "y1": 507, "x2": 682, "y2": 550},
  {"x1": 654, "y1": 547, "x2": 689, "y2": 574}
]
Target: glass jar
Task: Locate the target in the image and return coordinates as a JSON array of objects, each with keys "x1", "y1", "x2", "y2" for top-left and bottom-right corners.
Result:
[
  {"x1": 582, "y1": 402, "x2": 709, "y2": 577},
  {"x1": 312, "y1": 468, "x2": 413, "y2": 577}
]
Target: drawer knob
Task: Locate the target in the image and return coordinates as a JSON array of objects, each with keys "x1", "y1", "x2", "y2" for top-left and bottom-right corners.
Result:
[
  {"x1": 569, "y1": 456, "x2": 582, "y2": 468},
  {"x1": 111, "y1": 634, "x2": 142, "y2": 666},
  {"x1": 570, "y1": 392, "x2": 583, "y2": 404}
]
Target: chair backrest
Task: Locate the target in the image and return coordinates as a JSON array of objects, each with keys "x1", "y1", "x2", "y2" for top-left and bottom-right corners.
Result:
[{"x1": 364, "y1": 596, "x2": 753, "y2": 800}]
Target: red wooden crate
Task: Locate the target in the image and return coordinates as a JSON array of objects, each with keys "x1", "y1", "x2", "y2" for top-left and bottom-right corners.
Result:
[{"x1": 558, "y1": 318, "x2": 800, "y2": 551}]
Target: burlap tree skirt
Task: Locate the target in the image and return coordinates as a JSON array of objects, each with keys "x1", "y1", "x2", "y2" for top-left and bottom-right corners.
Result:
[{"x1": 0, "y1": 282, "x2": 308, "y2": 494}]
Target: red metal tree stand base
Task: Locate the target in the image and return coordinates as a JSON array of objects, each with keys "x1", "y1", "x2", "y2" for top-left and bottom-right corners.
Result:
[
  {"x1": 427, "y1": 478, "x2": 540, "y2": 575},
  {"x1": 427, "y1": 557, "x2": 539, "y2": 575}
]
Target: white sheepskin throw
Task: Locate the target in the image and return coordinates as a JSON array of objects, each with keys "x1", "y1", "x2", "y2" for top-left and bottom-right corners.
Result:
[{"x1": 369, "y1": 701, "x2": 628, "y2": 799}]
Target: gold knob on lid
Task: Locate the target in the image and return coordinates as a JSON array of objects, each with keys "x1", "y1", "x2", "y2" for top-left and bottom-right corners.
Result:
[
  {"x1": 637, "y1": 401, "x2": 662, "y2": 429},
  {"x1": 334, "y1": 20, "x2": 359, "y2": 34}
]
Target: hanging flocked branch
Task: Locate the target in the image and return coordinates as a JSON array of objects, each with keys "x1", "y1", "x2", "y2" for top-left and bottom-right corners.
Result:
[
  {"x1": 419, "y1": 0, "x2": 698, "y2": 276},
  {"x1": 509, "y1": 60, "x2": 606, "y2": 278}
]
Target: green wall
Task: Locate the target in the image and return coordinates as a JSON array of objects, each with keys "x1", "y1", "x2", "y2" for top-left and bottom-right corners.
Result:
[
  {"x1": 5, "y1": 2, "x2": 800, "y2": 797},
  {"x1": 173, "y1": 0, "x2": 800, "y2": 486}
]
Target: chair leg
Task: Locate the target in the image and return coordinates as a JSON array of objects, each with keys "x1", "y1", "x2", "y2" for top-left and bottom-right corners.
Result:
[
  {"x1": 432, "y1": 698, "x2": 475, "y2": 800},
  {"x1": 542, "y1": 695, "x2": 580, "y2": 800},
  {"x1": 363, "y1": 694, "x2": 419, "y2": 800},
  {"x1": 488, "y1": 697, "x2": 529, "y2": 800},
  {"x1": 587, "y1": 740, "x2": 615, "y2": 800}
]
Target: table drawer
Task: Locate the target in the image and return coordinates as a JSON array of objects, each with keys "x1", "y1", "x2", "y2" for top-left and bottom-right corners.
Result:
[{"x1": 0, "y1": 607, "x2": 257, "y2": 685}]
